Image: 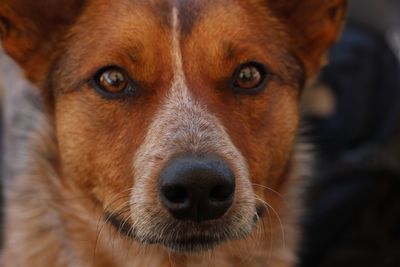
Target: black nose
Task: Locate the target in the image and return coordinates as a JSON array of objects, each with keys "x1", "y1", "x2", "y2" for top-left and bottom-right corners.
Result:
[{"x1": 159, "y1": 154, "x2": 235, "y2": 222}]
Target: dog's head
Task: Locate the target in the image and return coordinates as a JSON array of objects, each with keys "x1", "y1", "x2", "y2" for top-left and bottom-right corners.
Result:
[{"x1": 0, "y1": 0, "x2": 346, "y2": 252}]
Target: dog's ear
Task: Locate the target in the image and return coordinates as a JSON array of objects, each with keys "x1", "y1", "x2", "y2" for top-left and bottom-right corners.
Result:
[
  {"x1": 268, "y1": 0, "x2": 347, "y2": 77},
  {"x1": 0, "y1": 0, "x2": 84, "y2": 83}
]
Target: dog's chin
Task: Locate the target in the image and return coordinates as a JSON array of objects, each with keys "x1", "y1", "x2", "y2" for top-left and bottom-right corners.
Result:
[{"x1": 105, "y1": 206, "x2": 266, "y2": 253}]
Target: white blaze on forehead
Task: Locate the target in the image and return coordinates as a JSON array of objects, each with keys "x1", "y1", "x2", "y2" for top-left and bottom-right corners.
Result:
[{"x1": 171, "y1": 6, "x2": 187, "y2": 94}]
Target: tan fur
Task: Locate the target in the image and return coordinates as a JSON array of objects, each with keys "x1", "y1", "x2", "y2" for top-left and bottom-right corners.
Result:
[{"x1": 0, "y1": 0, "x2": 346, "y2": 266}]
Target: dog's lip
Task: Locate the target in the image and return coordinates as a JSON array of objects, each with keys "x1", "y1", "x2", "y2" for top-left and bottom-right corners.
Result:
[
  {"x1": 162, "y1": 236, "x2": 222, "y2": 252},
  {"x1": 254, "y1": 204, "x2": 267, "y2": 223},
  {"x1": 105, "y1": 213, "x2": 221, "y2": 246},
  {"x1": 105, "y1": 213, "x2": 222, "y2": 251},
  {"x1": 105, "y1": 204, "x2": 266, "y2": 251},
  {"x1": 106, "y1": 213, "x2": 141, "y2": 241}
]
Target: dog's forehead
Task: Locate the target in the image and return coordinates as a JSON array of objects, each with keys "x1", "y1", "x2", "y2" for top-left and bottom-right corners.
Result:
[
  {"x1": 172, "y1": 0, "x2": 207, "y2": 34},
  {"x1": 70, "y1": 0, "x2": 285, "y2": 62},
  {"x1": 81, "y1": 0, "x2": 266, "y2": 34}
]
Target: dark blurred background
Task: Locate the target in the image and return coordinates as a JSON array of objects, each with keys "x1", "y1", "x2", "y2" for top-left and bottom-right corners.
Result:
[{"x1": 299, "y1": 0, "x2": 400, "y2": 266}]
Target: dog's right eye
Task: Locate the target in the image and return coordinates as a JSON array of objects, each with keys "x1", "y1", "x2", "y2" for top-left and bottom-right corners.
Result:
[{"x1": 93, "y1": 67, "x2": 137, "y2": 98}]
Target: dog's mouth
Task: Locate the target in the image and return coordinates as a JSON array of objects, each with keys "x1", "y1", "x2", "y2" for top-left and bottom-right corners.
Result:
[
  {"x1": 105, "y1": 204, "x2": 266, "y2": 252},
  {"x1": 163, "y1": 236, "x2": 223, "y2": 252},
  {"x1": 105, "y1": 213, "x2": 221, "y2": 251}
]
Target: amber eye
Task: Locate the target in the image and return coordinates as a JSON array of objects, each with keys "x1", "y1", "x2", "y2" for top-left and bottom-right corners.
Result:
[
  {"x1": 99, "y1": 69, "x2": 128, "y2": 92},
  {"x1": 232, "y1": 62, "x2": 269, "y2": 94},
  {"x1": 93, "y1": 67, "x2": 136, "y2": 98}
]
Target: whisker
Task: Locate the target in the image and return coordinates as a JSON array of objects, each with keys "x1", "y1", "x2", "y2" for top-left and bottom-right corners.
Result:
[
  {"x1": 251, "y1": 183, "x2": 288, "y2": 206},
  {"x1": 93, "y1": 188, "x2": 134, "y2": 261},
  {"x1": 265, "y1": 202, "x2": 273, "y2": 263},
  {"x1": 254, "y1": 195, "x2": 286, "y2": 251}
]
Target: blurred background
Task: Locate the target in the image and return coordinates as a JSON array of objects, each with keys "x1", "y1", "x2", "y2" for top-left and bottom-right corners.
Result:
[{"x1": 299, "y1": 0, "x2": 400, "y2": 266}]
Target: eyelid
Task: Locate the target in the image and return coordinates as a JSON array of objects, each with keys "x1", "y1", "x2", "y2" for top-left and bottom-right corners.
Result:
[{"x1": 93, "y1": 65, "x2": 128, "y2": 80}]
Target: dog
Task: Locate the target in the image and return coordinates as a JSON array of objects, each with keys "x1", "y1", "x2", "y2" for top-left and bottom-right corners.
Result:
[{"x1": 0, "y1": 0, "x2": 346, "y2": 266}]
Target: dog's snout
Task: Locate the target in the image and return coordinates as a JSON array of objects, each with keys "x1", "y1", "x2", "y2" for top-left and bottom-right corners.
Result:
[{"x1": 159, "y1": 154, "x2": 235, "y2": 222}]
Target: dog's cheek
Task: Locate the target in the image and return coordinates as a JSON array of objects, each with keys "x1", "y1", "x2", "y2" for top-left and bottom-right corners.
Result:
[
  {"x1": 221, "y1": 85, "x2": 300, "y2": 195},
  {"x1": 54, "y1": 93, "x2": 149, "y2": 209}
]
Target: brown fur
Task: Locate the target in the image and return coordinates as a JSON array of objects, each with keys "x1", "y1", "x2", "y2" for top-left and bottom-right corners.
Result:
[{"x1": 0, "y1": 0, "x2": 346, "y2": 266}]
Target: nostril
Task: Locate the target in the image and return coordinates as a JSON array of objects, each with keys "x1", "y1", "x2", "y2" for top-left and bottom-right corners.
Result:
[
  {"x1": 162, "y1": 186, "x2": 188, "y2": 204},
  {"x1": 159, "y1": 154, "x2": 236, "y2": 221},
  {"x1": 210, "y1": 184, "x2": 234, "y2": 202}
]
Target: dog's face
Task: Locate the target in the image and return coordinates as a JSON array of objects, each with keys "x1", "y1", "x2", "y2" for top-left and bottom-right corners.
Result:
[{"x1": 0, "y1": 0, "x2": 346, "y2": 252}]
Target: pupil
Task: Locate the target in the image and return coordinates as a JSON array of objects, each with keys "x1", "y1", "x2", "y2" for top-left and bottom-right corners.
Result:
[
  {"x1": 106, "y1": 71, "x2": 124, "y2": 86},
  {"x1": 240, "y1": 67, "x2": 259, "y2": 84}
]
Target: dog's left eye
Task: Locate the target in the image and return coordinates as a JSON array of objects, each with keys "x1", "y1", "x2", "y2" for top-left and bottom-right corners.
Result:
[
  {"x1": 231, "y1": 62, "x2": 269, "y2": 94},
  {"x1": 93, "y1": 67, "x2": 136, "y2": 98}
]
